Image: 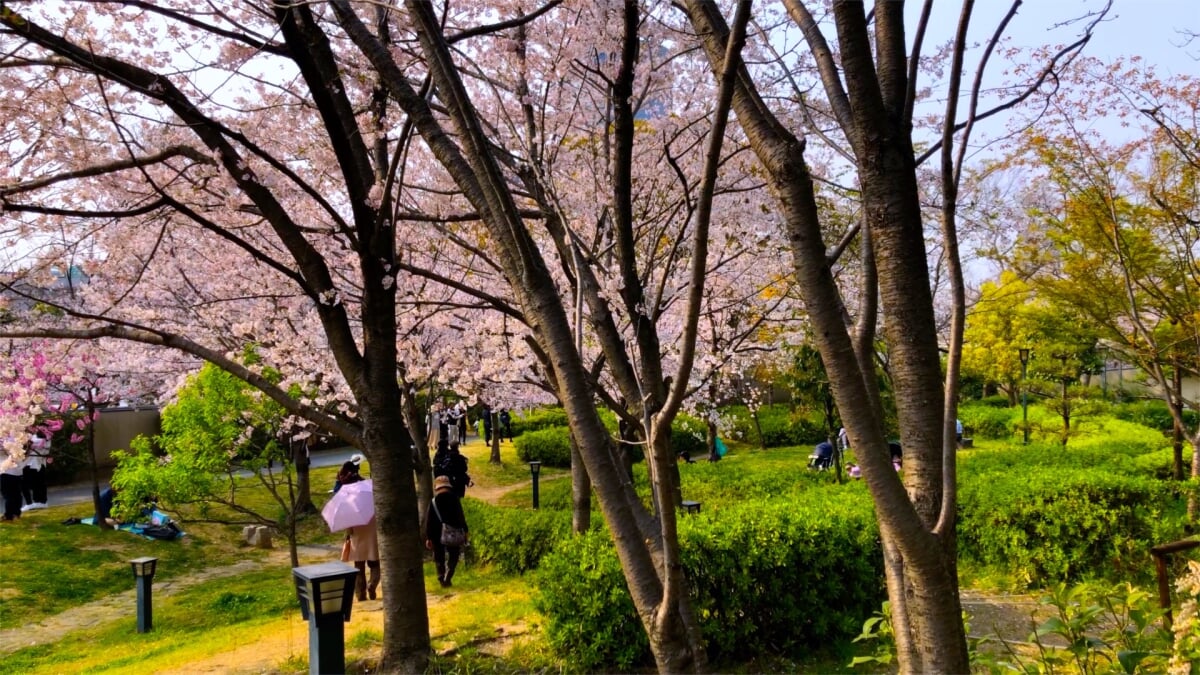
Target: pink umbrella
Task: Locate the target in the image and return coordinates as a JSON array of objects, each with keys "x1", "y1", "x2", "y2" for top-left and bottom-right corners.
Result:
[{"x1": 321, "y1": 479, "x2": 374, "y2": 532}]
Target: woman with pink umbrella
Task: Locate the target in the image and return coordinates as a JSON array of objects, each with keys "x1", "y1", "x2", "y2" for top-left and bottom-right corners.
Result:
[{"x1": 322, "y1": 470, "x2": 380, "y2": 600}]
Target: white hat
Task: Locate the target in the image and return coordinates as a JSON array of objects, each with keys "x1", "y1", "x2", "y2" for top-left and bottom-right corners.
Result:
[{"x1": 350, "y1": 453, "x2": 365, "y2": 465}]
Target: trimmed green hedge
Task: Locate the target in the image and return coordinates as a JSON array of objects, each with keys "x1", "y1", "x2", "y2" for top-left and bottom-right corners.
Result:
[
  {"x1": 514, "y1": 426, "x2": 572, "y2": 468},
  {"x1": 509, "y1": 410, "x2": 718, "y2": 463},
  {"x1": 1113, "y1": 399, "x2": 1200, "y2": 434},
  {"x1": 959, "y1": 403, "x2": 1017, "y2": 440},
  {"x1": 508, "y1": 407, "x2": 569, "y2": 437},
  {"x1": 462, "y1": 500, "x2": 573, "y2": 575},
  {"x1": 535, "y1": 489, "x2": 883, "y2": 670},
  {"x1": 958, "y1": 467, "x2": 1182, "y2": 586}
]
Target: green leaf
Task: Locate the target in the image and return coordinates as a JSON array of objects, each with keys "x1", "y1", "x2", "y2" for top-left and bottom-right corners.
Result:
[{"x1": 1116, "y1": 650, "x2": 1150, "y2": 674}]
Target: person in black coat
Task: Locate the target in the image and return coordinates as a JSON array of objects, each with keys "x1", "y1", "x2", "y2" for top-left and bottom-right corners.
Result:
[
  {"x1": 497, "y1": 409, "x2": 513, "y2": 441},
  {"x1": 425, "y1": 475, "x2": 469, "y2": 587},
  {"x1": 433, "y1": 440, "x2": 471, "y2": 499}
]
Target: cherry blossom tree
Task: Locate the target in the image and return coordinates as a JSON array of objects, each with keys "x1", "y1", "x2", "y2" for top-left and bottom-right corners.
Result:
[
  {"x1": 0, "y1": 1, "x2": 768, "y2": 669},
  {"x1": 0, "y1": 337, "x2": 162, "y2": 521}
]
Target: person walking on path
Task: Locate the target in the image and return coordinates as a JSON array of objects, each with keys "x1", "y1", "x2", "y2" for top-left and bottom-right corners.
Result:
[
  {"x1": 21, "y1": 432, "x2": 50, "y2": 511},
  {"x1": 481, "y1": 404, "x2": 493, "y2": 444},
  {"x1": 425, "y1": 475, "x2": 469, "y2": 587},
  {"x1": 497, "y1": 409, "x2": 513, "y2": 442},
  {"x1": 433, "y1": 441, "x2": 471, "y2": 499},
  {"x1": 0, "y1": 444, "x2": 25, "y2": 521},
  {"x1": 338, "y1": 471, "x2": 380, "y2": 600}
]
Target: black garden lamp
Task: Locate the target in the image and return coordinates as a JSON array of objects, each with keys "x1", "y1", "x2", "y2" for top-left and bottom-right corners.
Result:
[
  {"x1": 529, "y1": 461, "x2": 542, "y2": 509},
  {"x1": 130, "y1": 556, "x2": 158, "y2": 633},
  {"x1": 292, "y1": 562, "x2": 359, "y2": 675}
]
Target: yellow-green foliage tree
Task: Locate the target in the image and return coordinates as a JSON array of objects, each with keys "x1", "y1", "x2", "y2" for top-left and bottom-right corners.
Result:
[
  {"x1": 997, "y1": 68, "x2": 1200, "y2": 482},
  {"x1": 963, "y1": 271, "x2": 1099, "y2": 405}
]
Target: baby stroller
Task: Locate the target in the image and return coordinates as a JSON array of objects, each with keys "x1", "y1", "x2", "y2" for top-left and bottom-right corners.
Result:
[{"x1": 808, "y1": 441, "x2": 835, "y2": 470}]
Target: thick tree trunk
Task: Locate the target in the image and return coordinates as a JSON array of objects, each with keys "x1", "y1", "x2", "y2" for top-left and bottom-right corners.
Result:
[{"x1": 360, "y1": 393, "x2": 430, "y2": 672}]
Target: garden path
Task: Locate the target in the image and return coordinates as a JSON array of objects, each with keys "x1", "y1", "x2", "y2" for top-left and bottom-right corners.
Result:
[{"x1": 0, "y1": 558, "x2": 264, "y2": 655}]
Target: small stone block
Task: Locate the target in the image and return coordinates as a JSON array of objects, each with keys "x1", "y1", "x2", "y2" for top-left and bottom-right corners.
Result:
[{"x1": 253, "y1": 525, "x2": 273, "y2": 549}]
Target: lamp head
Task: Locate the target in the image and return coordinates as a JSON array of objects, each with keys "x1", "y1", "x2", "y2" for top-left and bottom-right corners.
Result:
[
  {"x1": 1018, "y1": 348, "x2": 1030, "y2": 364},
  {"x1": 130, "y1": 557, "x2": 158, "y2": 579},
  {"x1": 529, "y1": 460, "x2": 542, "y2": 476},
  {"x1": 292, "y1": 562, "x2": 359, "y2": 622}
]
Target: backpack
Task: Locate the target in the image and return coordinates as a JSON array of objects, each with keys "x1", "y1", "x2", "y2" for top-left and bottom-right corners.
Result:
[
  {"x1": 142, "y1": 521, "x2": 182, "y2": 540},
  {"x1": 433, "y1": 452, "x2": 453, "y2": 476}
]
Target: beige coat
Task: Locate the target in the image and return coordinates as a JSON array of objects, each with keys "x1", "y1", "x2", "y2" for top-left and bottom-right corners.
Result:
[{"x1": 347, "y1": 518, "x2": 379, "y2": 562}]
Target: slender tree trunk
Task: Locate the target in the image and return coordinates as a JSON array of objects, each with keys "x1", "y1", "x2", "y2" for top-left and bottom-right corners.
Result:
[
  {"x1": 569, "y1": 433, "x2": 590, "y2": 533},
  {"x1": 680, "y1": 2, "x2": 970, "y2": 670},
  {"x1": 1173, "y1": 367, "x2": 1185, "y2": 480},
  {"x1": 292, "y1": 440, "x2": 315, "y2": 514},
  {"x1": 1190, "y1": 432, "x2": 1200, "y2": 523},
  {"x1": 399, "y1": 384, "x2": 432, "y2": 530},
  {"x1": 490, "y1": 411, "x2": 501, "y2": 464},
  {"x1": 87, "y1": 395, "x2": 109, "y2": 529},
  {"x1": 751, "y1": 407, "x2": 765, "y2": 450}
]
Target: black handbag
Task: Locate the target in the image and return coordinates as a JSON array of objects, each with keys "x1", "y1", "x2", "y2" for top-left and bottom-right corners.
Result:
[{"x1": 432, "y1": 500, "x2": 467, "y2": 547}]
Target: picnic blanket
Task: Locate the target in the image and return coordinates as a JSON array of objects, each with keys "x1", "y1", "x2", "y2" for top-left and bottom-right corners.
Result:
[{"x1": 74, "y1": 510, "x2": 185, "y2": 540}]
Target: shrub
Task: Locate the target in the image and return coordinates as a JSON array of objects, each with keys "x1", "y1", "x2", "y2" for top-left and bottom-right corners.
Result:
[
  {"x1": 1132, "y1": 448, "x2": 1183, "y2": 479},
  {"x1": 535, "y1": 489, "x2": 884, "y2": 669},
  {"x1": 958, "y1": 403, "x2": 1016, "y2": 440},
  {"x1": 462, "y1": 500, "x2": 573, "y2": 574},
  {"x1": 40, "y1": 412, "x2": 91, "y2": 484},
  {"x1": 1113, "y1": 399, "x2": 1200, "y2": 434},
  {"x1": 958, "y1": 467, "x2": 1182, "y2": 586},
  {"x1": 508, "y1": 407, "x2": 569, "y2": 437},
  {"x1": 535, "y1": 530, "x2": 647, "y2": 671},
  {"x1": 672, "y1": 413, "x2": 709, "y2": 458},
  {"x1": 682, "y1": 492, "x2": 884, "y2": 661},
  {"x1": 736, "y1": 404, "x2": 826, "y2": 448},
  {"x1": 513, "y1": 425, "x2": 572, "y2": 468},
  {"x1": 959, "y1": 418, "x2": 1166, "y2": 477},
  {"x1": 977, "y1": 394, "x2": 1012, "y2": 408}
]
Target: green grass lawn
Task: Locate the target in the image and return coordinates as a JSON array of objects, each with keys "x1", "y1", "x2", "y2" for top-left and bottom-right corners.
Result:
[{"x1": 0, "y1": 506, "x2": 272, "y2": 631}]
